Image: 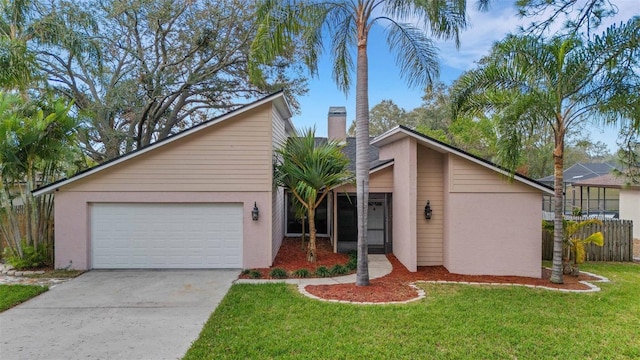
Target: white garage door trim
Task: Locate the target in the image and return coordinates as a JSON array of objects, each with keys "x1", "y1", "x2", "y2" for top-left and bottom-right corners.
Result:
[{"x1": 90, "y1": 203, "x2": 243, "y2": 269}]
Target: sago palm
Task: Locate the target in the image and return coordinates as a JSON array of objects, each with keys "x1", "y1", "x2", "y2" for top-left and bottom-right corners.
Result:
[{"x1": 251, "y1": 0, "x2": 487, "y2": 285}]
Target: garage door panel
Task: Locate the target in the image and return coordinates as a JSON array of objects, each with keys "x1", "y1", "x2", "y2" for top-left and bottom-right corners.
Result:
[{"x1": 91, "y1": 203, "x2": 243, "y2": 269}]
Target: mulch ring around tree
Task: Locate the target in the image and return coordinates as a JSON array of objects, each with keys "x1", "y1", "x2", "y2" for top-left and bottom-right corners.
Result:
[{"x1": 241, "y1": 237, "x2": 608, "y2": 303}]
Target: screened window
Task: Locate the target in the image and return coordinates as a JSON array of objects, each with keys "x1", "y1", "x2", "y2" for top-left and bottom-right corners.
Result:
[{"x1": 285, "y1": 192, "x2": 329, "y2": 235}]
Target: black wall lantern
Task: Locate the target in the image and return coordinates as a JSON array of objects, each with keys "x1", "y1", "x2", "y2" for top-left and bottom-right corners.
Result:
[
  {"x1": 424, "y1": 200, "x2": 432, "y2": 220},
  {"x1": 251, "y1": 202, "x2": 259, "y2": 221}
]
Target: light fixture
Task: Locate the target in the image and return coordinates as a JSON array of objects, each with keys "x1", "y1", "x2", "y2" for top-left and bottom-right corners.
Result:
[
  {"x1": 251, "y1": 202, "x2": 259, "y2": 221},
  {"x1": 424, "y1": 200, "x2": 432, "y2": 220}
]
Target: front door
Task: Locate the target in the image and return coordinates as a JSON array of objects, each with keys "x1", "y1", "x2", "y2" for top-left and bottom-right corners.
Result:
[{"x1": 336, "y1": 193, "x2": 391, "y2": 254}]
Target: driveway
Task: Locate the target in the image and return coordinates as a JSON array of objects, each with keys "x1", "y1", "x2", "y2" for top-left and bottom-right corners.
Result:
[{"x1": 0, "y1": 270, "x2": 238, "y2": 360}]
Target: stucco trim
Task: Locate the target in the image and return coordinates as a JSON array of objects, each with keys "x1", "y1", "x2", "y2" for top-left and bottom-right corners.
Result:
[
  {"x1": 372, "y1": 126, "x2": 554, "y2": 195},
  {"x1": 33, "y1": 92, "x2": 292, "y2": 196}
]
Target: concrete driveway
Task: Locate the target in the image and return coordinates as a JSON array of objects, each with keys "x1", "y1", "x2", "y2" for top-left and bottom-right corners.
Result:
[{"x1": 0, "y1": 270, "x2": 238, "y2": 360}]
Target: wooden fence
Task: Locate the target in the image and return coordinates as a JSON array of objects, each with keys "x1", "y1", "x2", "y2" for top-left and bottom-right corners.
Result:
[{"x1": 542, "y1": 218, "x2": 634, "y2": 262}]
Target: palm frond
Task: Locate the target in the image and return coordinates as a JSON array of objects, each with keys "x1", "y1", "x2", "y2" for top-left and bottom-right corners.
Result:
[
  {"x1": 384, "y1": 0, "x2": 469, "y2": 47},
  {"x1": 384, "y1": 20, "x2": 439, "y2": 88}
]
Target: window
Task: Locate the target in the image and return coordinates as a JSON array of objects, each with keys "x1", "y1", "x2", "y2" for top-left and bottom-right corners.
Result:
[{"x1": 285, "y1": 192, "x2": 329, "y2": 236}]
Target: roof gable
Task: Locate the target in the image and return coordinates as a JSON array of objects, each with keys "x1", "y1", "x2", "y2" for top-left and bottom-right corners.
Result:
[
  {"x1": 372, "y1": 125, "x2": 553, "y2": 195},
  {"x1": 34, "y1": 91, "x2": 292, "y2": 196}
]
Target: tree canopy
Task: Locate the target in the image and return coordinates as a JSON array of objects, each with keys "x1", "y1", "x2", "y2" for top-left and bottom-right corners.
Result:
[{"x1": 7, "y1": 0, "x2": 307, "y2": 161}]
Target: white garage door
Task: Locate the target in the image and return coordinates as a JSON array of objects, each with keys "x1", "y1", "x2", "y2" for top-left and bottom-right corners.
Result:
[{"x1": 91, "y1": 203, "x2": 243, "y2": 269}]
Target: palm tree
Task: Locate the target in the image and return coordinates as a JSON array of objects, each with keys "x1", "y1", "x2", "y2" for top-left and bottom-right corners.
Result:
[
  {"x1": 0, "y1": 0, "x2": 98, "y2": 92},
  {"x1": 251, "y1": 0, "x2": 487, "y2": 286},
  {"x1": 0, "y1": 92, "x2": 80, "y2": 262},
  {"x1": 274, "y1": 128, "x2": 352, "y2": 263},
  {"x1": 452, "y1": 19, "x2": 640, "y2": 284}
]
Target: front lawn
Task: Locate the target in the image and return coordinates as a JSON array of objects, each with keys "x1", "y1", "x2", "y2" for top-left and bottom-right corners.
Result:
[
  {"x1": 0, "y1": 284, "x2": 48, "y2": 312},
  {"x1": 184, "y1": 263, "x2": 640, "y2": 359}
]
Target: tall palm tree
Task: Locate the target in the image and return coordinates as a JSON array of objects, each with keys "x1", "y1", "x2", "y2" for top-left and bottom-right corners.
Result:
[
  {"x1": 274, "y1": 128, "x2": 353, "y2": 263},
  {"x1": 452, "y1": 19, "x2": 640, "y2": 284},
  {"x1": 251, "y1": 0, "x2": 487, "y2": 286}
]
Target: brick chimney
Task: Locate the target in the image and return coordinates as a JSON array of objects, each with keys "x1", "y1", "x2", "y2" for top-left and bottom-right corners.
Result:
[{"x1": 328, "y1": 106, "x2": 346, "y2": 143}]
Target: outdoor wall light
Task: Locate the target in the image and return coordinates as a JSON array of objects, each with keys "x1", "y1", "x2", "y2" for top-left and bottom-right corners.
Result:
[
  {"x1": 424, "y1": 200, "x2": 432, "y2": 220},
  {"x1": 252, "y1": 202, "x2": 259, "y2": 221}
]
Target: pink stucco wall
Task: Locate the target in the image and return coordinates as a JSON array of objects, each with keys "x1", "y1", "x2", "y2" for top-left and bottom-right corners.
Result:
[
  {"x1": 445, "y1": 192, "x2": 542, "y2": 278},
  {"x1": 54, "y1": 191, "x2": 272, "y2": 270},
  {"x1": 379, "y1": 137, "x2": 417, "y2": 271}
]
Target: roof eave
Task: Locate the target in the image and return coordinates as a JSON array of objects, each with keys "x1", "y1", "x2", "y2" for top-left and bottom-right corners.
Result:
[{"x1": 372, "y1": 126, "x2": 554, "y2": 195}]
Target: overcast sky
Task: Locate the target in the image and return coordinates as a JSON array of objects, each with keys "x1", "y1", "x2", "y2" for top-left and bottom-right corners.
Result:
[{"x1": 291, "y1": 0, "x2": 639, "y2": 151}]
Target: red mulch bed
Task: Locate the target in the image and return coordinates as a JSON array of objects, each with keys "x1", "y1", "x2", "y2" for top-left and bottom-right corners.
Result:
[
  {"x1": 238, "y1": 237, "x2": 351, "y2": 279},
  {"x1": 242, "y1": 237, "x2": 604, "y2": 303}
]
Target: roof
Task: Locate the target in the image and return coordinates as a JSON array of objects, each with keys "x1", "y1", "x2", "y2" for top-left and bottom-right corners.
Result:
[
  {"x1": 572, "y1": 173, "x2": 640, "y2": 189},
  {"x1": 372, "y1": 125, "x2": 554, "y2": 195},
  {"x1": 537, "y1": 162, "x2": 618, "y2": 185},
  {"x1": 33, "y1": 91, "x2": 293, "y2": 196},
  {"x1": 341, "y1": 137, "x2": 382, "y2": 173}
]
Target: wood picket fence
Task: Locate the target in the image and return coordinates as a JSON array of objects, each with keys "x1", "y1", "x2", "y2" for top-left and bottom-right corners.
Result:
[{"x1": 542, "y1": 218, "x2": 634, "y2": 262}]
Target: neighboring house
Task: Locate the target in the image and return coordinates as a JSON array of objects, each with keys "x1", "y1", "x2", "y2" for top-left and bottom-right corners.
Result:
[
  {"x1": 34, "y1": 91, "x2": 553, "y2": 278},
  {"x1": 538, "y1": 162, "x2": 619, "y2": 215},
  {"x1": 573, "y1": 174, "x2": 640, "y2": 240}
]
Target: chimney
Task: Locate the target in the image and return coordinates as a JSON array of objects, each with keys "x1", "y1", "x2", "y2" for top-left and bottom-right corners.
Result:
[{"x1": 328, "y1": 106, "x2": 346, "y2": 143}]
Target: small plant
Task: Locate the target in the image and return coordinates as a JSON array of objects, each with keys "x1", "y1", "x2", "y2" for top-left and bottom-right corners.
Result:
[
  {"x1": 543, "y1": 219, "x2": 604, "y2": 275},
  {"x1": 330, "y1": 264, "x2": 348, "y2": 275},
  {"x1": 248, "y1": 270, "x2": 262, "y2": 279},
  {"x1": 315, "y1": 266, "x2": 331, "y2": 277},
  {"x1": 3, "y1": 242, "x2": 49, "y2": 270},
  {"x1": 346, "y1": 252, "x2": 357, "y2": 271},
  {"x1": 241, "y1": 269, "x2": 251, "y2": 275},
  {"x1": 269, "y1": 268, "x2": 288, "y2": 279},
  {"x1": 292, "y1": 269, "x2": 311, "y2": 278}
]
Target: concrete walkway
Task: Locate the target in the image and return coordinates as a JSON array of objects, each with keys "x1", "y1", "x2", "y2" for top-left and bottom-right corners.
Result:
[
  {"x1": 0, "y1": 270, "x2": 238, "y2": 360},
  {"x1": 235, "y1": 254, "x2": 393, "y2": 286}
]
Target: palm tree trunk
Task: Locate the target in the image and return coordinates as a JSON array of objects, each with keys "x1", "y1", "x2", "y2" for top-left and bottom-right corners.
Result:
[
  {"x1": 355, "y1": 37, "x2": 370, "y2": 286},
  {"x1": 550, "y1": 137, "x2": 565, "y2": 284},
  {"x1": 301, "y1": 213, "x2": 306, "y2": 250},
  {"x1": 307, "y1": 207, "x2": 317, "y2": 263}
]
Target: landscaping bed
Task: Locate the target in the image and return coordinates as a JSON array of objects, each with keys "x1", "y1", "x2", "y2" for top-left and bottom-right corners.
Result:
[
  {"x1": 307, "y1": 256, "x2": 602, "y2": 303},
  {"x1": 239, "y1": 237, "x2": 353, "y2": 279},
  {"x1": 248, "y1": 237, "x2": 606, "y2": 303}
]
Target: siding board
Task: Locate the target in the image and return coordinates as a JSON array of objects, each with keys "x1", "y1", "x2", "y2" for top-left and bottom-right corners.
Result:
[
  {"x1": 271, "y1": 106, "x2": 288, "y2": 261},
  {"x1": 337, "y1": 166, "x2": 393, "y2": 193},
  {"x1": 450, "y1": 157, "x2": 535, "y2": 193},
  {"x1": 416, "y1": 145, "x2": 444, "y2": 266},
  {"x1": 66, "y1": 105, "x2": 273, "y2": 193}
]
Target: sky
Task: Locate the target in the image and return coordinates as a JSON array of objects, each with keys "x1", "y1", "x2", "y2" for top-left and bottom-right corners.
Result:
[{"x1": 289, "y1": 0, "x2": 639, "y2": 152}]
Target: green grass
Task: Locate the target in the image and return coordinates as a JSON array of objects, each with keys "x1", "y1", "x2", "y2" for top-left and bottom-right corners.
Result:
[
  {"x1": 184, "y1": 263, "x2": 640, "y2": 359},
  {"x1": 0, "y1": 284, "x2": 48, "y2": 312}
]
